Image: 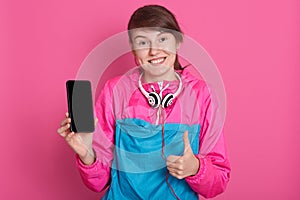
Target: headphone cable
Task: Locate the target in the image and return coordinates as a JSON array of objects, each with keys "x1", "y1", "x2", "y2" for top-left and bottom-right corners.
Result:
[{"x1": 161, "y1": 106, "x2": 181, "y2": 200}]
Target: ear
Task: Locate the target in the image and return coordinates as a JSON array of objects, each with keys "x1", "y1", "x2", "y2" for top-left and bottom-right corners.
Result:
[{"x1": 131, "y1": 49, "x2": 137, "y2": 56}]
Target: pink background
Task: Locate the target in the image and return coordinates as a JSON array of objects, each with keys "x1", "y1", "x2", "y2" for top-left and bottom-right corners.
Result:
[{"x1": 1, "y1": 0, "x2": 299, "y2": 199}]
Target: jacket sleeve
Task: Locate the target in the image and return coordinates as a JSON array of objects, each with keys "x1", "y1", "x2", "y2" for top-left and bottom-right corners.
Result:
[
  {"x1": 185, "y1": 83, "x2": 231, "y2": 198},
  {"x1": 75, "y1": 81, "x2": 115, "y2": 193}
]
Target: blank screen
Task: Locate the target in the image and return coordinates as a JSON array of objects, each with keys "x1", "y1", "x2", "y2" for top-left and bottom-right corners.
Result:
[{"x1": 66, "y1": 80, "x2": 95, "y2": 133}]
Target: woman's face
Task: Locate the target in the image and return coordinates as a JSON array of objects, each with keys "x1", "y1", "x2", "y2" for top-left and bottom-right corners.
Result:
[{"x1": 131, "y1": 29, "x2": 179, "y2": 82}]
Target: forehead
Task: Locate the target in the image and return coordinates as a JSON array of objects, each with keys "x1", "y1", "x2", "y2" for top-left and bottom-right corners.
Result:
[{"x1": 130, "y1": 28, "x2": 174, "y2": 39}]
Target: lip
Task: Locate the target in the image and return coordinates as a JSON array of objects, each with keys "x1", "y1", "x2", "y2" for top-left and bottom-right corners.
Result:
[{"x1": 148, "y1": 57, "x2": 167, "y2": 65}]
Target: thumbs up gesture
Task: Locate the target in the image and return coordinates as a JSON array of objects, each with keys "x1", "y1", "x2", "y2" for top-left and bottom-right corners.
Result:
[{"x1": 166, "y1": 131, "x2": 200, "y2": 179}]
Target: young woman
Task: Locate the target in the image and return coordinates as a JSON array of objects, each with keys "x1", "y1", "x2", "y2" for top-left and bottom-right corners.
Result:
[{"x1": 58, "y1": 5, "x2": 230, "y2": 199}]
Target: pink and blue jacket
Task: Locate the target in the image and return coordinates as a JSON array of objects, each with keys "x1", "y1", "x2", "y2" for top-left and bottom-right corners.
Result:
[{"x1": 76, "y1": 68, "x2": 231, "y2": 199}]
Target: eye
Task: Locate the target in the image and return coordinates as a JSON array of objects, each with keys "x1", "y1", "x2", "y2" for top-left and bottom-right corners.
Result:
[
  {"x1": 139, "y1": 41, "x2": 146, "y2": 46},
  {"x1": 136, "y1": 40, "x2": 149, "y2": 47},
  {"x1": 159, "y1": 36, "x2": 167, "y2": 43}
]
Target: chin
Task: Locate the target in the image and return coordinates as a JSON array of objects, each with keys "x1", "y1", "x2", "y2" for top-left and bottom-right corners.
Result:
[{"x1": 143, "y1": 66, "x2": 174, "y2": 80}]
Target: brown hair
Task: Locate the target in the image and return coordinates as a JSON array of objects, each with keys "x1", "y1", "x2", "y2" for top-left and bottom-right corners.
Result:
[{"x1": 127, "y1": 5, "x2": 184, "y2": 70}]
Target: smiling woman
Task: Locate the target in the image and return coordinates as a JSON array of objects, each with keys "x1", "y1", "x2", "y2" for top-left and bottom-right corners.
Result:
[
  {"x1": 57, "y1": 4, "x2": 231, "y2": 200},
  {"x1": 130, "y1": 29, "x2": 179, "y2": 82},
  {"x1": 128, "y1": 5, "x2": 184, "y2": 71}
]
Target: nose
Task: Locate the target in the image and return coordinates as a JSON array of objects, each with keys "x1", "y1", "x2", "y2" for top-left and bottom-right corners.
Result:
[{"x1": 148, "y1": 43, "x2": 160, "y2": 56}]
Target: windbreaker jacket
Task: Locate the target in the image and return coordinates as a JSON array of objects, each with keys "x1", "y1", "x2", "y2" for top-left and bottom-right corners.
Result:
[{"x1": 76, "y1": 68, "x2": 231, "y2": 199}]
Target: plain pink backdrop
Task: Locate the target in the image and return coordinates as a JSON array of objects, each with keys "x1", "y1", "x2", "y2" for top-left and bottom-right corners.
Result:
[{"x1": 1, "y1": 0, "x2": 299, "y2": 199}]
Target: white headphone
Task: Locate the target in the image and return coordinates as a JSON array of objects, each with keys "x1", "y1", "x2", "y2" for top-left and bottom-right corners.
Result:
[{"x1": 138, "y1": 72, "x2": 182, "y2": 108}]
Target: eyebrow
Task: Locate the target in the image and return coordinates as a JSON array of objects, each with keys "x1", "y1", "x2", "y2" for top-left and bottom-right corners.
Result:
[{"x1": 133, "y1": 35, "x2": 147, "y2": 40}]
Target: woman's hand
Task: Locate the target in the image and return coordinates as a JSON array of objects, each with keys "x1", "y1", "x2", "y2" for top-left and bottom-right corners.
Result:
[
  {"x1": 57, "y1": 112, "x2": 97, "y2": 165},
  {"x1": 166, "y1": 131, "x2": 200, "y2": 179}
]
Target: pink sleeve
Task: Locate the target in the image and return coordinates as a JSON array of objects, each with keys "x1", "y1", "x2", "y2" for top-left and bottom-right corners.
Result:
[
  {"x1": 75, "y1": 80, "x2": 116, "y2": 193},
  {"x1": 185, "y1": 83, "x2": 231, "y2": 198}
]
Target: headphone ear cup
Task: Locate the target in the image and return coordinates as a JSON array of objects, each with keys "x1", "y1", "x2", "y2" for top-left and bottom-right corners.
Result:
[
  {"x1": 148, "y1": 92, "x2": 161, "y2": 108},
  {"x1": 162, "y1": 93, "x2": 174, "y2": 108}
]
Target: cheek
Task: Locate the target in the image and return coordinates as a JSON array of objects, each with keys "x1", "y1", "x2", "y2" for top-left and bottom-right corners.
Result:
[
  {"x1": 165, "y1": 52, "x2": 176, "y2": 60},
  {"x1": 170, "y1": 55, "x2": 176, "y2": 63},
  {"x1": 134, "y1": 50, "x2": 148, "y2": 61},
  {"x1": 163, "y1": 39, "x2": 178, "y2": 53},
  {"x1": 165, "y1": 54, "x2": 176, "y2": 66}
]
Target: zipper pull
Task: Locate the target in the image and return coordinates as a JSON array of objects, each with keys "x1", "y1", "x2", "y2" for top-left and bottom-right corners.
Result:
[{"x1": 158, "y1": 81, "x2": 163, "y2": 90}]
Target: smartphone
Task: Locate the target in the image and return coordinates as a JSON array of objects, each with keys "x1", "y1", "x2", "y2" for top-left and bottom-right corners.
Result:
[{"x1": 66, "y1": 80, "x2": 95, "y2": 133}]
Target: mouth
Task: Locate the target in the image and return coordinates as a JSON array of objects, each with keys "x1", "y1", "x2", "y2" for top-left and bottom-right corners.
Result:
[{"x1": 148, "y1": 57, "x2": 166, "y2": 65}]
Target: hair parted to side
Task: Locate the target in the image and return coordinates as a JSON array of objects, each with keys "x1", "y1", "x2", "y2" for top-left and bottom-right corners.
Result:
[{"x1": 128, "y1": 5, "x2": 184, "y2": 70}]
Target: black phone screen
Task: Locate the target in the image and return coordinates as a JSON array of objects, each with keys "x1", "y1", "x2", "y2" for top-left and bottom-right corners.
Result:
[{"x1": 66, "y1": 80, "x2": 95, "y2": 133}]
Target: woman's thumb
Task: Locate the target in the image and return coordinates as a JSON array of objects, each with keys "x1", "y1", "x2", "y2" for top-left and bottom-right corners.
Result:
[{"x1": 183, "y1": 131, "x2": 191, "y2": 154}]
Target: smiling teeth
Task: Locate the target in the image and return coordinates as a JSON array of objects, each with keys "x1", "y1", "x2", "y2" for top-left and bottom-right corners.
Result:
[{"x1": 150, "y1": 58, "x2": 164, "y2": 64}]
